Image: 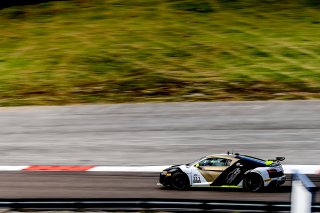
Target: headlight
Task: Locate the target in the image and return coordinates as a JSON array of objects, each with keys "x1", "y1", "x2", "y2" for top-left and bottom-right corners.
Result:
[{"x1": 162, "y1": 171, "x2": 172, "y2": 176}]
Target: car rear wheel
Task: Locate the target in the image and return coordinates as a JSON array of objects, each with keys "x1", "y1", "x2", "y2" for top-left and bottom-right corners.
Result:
[
  {"x1": 244, "y1": 173, "x2": 264, "y2": 192},
  {"x1": 171, "y1": 172, "x2": 189, "y2": 190}
]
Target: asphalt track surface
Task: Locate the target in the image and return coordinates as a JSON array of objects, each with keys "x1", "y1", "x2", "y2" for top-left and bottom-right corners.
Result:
[
  {"x1": 0, "y1": 100, "x2": 320, "y2": 165},
  {"x1": 0, "y1": 101, "x2": 319, "y2": 202},
  {"x1": 0, "y1": 172, "x2": 318, "y2": 202}
]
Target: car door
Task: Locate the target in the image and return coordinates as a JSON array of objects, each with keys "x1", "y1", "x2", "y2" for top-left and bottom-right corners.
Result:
[{"x1": 191, "y1": 157, "x2": 231, "y2": 186}]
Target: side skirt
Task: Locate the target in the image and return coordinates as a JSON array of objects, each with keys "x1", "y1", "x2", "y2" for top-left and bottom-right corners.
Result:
[{"x1": 190, "y1": 185, "x2": 241, "y2": 188}]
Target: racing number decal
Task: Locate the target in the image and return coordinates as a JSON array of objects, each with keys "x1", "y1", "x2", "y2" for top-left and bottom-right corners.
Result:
[{"x1": 193, "y1": 174, "x2": 201, "y2": 183}]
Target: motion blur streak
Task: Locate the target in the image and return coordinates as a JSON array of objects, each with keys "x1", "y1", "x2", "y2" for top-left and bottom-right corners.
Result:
[
  {"x1": 0, "y1": 165, "x2": 318, "y2": 174},
  {"x1": 0, "y1": 172, "x2": 318, "y2": 202},
  {"x1": 0, "y1": 101, "x2": 319, "y2": 165}
]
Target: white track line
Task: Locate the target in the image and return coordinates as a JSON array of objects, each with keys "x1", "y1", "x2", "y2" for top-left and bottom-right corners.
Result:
[
  {"x1": 88, "y1": 165, "x2": 171, "y2": 172},
  {"x1": 89, "y1": 165, "x2": 320, "y2": 174},
  {"x1": 0, "y1": 166, "x2": 29, "y2": 171},
  {"x1": 0, "y1": 165, "x2": 318, "y2": 174},
  {"x1": 282, "y1": 165, "x2": 319, "y2": 175}
]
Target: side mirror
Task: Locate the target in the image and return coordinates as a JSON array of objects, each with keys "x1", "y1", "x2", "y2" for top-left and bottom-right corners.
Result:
[{"x1": 195, "y1": 163, "x2": 202, "y2": 170}]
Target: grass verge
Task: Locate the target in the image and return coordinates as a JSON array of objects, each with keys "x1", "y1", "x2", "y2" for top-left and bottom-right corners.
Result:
[{"x1": 0, "y1": 0, "x2": 319, "y2": 106}]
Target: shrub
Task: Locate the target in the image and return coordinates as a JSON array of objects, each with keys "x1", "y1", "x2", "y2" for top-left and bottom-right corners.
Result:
[{"x1": 171, "y1": 0, "x2": 214, "y2": 13}]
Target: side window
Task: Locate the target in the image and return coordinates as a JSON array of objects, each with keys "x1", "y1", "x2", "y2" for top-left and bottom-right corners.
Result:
[{"x1": 199, "y1": 158, "x2": 231, "y2": 167}]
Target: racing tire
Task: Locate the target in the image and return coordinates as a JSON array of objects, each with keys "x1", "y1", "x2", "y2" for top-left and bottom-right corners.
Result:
[
  {"x1": 243, "y1": 173, "x2": 264, "y2": 192},
  {"x1": 171, "y1": 172, "x2": 190, "y2": 190}
]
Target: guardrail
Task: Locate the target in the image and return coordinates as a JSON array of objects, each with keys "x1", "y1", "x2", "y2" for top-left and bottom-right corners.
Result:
[
  {"x1": 291, "y1": 172, "x2": 319, "y2": 213},
  {"x1": 0, "y1": 199, "x2": 319, "y2": 212}
]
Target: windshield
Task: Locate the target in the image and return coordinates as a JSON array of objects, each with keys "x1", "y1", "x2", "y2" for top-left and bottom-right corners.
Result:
[{"x1": 186, "y1": 156, "x2": 206, "y2": 167}]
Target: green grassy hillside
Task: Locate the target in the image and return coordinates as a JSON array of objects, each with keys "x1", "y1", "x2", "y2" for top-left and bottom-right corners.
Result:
[{"x1": 0, "y1": 0, "x2": 319, "y2": 106}]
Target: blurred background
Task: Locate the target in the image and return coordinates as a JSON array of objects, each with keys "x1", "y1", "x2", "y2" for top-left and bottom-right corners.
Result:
[
  {"x1": 0, "y1": 0, "x2": 319, "y2": 106},
  {"x1": 0, "y1": 0, "x2": 319, "y2": 172},
  {"x1": 0, "y1": 1, "x2": 319, "y2": 211}
]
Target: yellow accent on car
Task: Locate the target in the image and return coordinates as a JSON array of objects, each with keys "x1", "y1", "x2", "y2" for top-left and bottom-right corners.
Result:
[
  {"x1": 264, "y1": 178, "x2": 272, "y2": 182},
  {"x1": 166, "y1": 173, "x2": 171, "y2": 176},
  {"x1": 220, "y1": 185, "x2": 240, "y2": 188},
  {"x1": 192, "y1": 185, "x2": 240, "y2": 188},
  {"x1": 265, "y1": 160, "x2": 274, "y2": 166}
]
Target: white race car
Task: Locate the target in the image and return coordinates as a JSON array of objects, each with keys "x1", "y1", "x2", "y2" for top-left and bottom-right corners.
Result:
[{"x1": 159, "y1": 153, "x2": 286, "y2": 191}]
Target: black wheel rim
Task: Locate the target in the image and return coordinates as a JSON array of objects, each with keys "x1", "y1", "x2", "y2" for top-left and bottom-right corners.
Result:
[{"x1": 173, "y1": 175, "x2": 187, "y2": 189}]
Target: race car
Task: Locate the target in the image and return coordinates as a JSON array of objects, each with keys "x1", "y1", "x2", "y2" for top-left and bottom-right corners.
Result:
[{"x1": 159, "y1": 153, "x2": 286, "y2": 192}]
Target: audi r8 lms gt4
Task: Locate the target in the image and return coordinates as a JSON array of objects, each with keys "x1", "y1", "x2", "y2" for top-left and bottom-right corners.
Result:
[{"x1": 159, "y1": 153, "x2": 286, "y2": 192}]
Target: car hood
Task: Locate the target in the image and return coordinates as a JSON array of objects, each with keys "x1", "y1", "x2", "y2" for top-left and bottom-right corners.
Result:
[{"x1": 163, "y1": 165, "x2": 181, "y2": 171}]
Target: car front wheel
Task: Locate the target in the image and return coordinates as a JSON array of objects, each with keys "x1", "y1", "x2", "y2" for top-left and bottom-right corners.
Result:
[{"x1": 171, "y1": 172, "x2": 190, "y2": 190}]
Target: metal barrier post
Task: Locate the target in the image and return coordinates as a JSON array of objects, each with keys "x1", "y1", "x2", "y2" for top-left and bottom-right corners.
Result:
[{"x1": 291, "y1": 173, "x2": 319, "y2": 213}]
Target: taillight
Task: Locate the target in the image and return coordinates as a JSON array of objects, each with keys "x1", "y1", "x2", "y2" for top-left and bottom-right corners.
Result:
[
  {"x1": 267, "y1": 169, "x2": 278, "y2": 178},
  {"x1": 267, "y1": 169, "x2": 277, "y2": 174}
]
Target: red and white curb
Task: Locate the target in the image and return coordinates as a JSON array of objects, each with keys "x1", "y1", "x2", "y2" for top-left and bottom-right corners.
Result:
[{"x1": 0, "y1": 165, "x2": 318, "y2": 174}]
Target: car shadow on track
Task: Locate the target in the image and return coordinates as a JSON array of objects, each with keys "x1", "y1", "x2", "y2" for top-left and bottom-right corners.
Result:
[{"x1": 159, "y1": 186, "x2": 292, "y2": 193}]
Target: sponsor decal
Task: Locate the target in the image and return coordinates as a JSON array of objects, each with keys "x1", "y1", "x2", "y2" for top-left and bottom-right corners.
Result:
[{"x1": 226, "y1": 168, "x2": 241, "y2": 184}]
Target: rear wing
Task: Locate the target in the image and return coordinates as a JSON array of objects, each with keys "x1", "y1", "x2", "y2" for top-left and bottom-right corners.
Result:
[
  {"x1": 276, "y1": 157, "x2": 285, "y2": 161},
  {"x1": 265, "y1": 157, "x2": 285, "y2": 166},
  {"x1": 267, "y1": 157, "x2": 285, "y2": 162}
]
